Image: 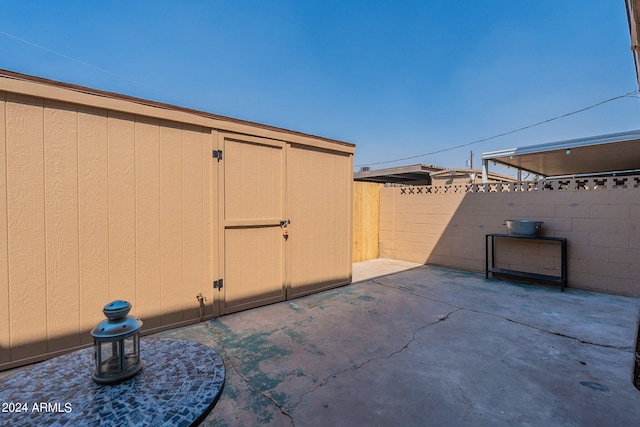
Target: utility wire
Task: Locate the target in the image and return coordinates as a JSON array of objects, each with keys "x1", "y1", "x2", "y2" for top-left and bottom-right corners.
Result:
[
  {"x1": 355, "y1": 90, "x2": 639, "y2": 167},
  {"x1": 0, "y1": 30, "x2": 188, "y2": 103}
]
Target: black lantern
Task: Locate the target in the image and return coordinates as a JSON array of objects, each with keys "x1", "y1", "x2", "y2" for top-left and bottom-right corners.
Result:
[{"x1": 91, "y1": 300, "x2": 143, "y2": 384}]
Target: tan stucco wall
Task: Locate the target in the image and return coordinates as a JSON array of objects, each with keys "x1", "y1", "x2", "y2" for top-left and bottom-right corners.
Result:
[{"x1": 379, "y1": 178, "x2": 640, "y2": 297}]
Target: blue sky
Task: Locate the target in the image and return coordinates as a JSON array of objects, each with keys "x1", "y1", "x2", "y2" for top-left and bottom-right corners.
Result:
[{"x1": 1, "y1": 0, "x2": 638, "y2": 173}]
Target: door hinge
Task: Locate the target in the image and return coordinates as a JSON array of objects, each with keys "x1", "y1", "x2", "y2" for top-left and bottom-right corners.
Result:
[
  {"x1": 212, "y1": 150, "x2": 223, "y2": 161},
  {"x1": 213, "y1": 278, "x2": 223, "y2": 290}
]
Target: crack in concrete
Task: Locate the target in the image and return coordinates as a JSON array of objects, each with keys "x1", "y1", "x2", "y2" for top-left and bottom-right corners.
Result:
[
  {"x1": 228, "y1": 360, "x2": 296, "y2": 426},
  {"x1": 205, "y1": 322, "x2": 296, "y2": 427},
  {"x1": 491, "y1": 313, "x2": 635, "y2": 352},
  {"x1": 200, "y1": 298, "x2": 462, "y2": 424},
  {"x1": 200, "y1": 297, "x2": 462, "y2": 423},
  {"x1": 371, "y1": 278, "x2": 635, "y2": 353},
  {"x1": 286, "y1": 306, "x2": 462, "y2": 411},
  {"x1": 197, "y1": 279, "x2": 632, "y2": 425}
]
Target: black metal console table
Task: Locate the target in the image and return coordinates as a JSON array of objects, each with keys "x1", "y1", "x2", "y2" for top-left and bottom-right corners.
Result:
[{"x1": 485, "y1": 233, "x2": 567, "y2": 291}]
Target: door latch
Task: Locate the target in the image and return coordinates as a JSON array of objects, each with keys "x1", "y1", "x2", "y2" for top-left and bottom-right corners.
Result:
[{"x1": 280, "y1": 219, "x2": 290, "y2": 238}]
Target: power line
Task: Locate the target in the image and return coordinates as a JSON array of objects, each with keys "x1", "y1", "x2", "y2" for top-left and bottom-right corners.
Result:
[
  {"x1": 0, "y1": 30, "x2": 188, "y2": 103},
  {"x1": 355, "y1": 90, "x2": 639, "y2": 168}
]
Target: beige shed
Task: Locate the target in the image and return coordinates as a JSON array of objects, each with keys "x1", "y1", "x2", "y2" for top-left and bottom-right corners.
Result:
[{"x1": 0, "y1": 69, "x2": 355, "y2": 370}]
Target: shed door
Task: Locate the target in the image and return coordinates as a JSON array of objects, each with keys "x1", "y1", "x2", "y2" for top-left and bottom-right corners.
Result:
[
  {"x1": 286, "y1": 144, "x2": 352, "y2": 298},
  {"x1": 219, "y1": 135, "x2": 286, "y2": 314}
]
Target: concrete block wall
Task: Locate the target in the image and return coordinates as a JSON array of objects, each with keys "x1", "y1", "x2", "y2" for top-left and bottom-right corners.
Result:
[{"x1": 379, "y1": 177, "x2": 640, "y2": 297}]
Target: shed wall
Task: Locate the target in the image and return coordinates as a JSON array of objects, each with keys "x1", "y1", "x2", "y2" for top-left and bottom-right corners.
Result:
[
  {"x1": 0, "y1": 91, "x2": 215, "y2": 368},
  {"x1": 0, "y1": 72, "x2": 354, "y2": 370},
  {"x1": 287, "y1": 145, "x2": 353, "y2": 298}
]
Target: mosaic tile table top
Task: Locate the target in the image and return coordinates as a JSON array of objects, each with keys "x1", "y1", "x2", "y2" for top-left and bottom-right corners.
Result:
[{"x1": 0, "y1": 338, "x2": 225, "y2": 426}]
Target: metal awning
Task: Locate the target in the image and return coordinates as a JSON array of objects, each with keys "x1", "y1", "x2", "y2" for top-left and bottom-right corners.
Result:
[
  {"x1": 429, "y1": 168, "x2": 516, "y2": 182},
  {"x1": 481, "y1": 129, "x2": 640, "y2": 177},
  {"x1": 353, "y1": 164, "x2": 444, "y2": 185}
]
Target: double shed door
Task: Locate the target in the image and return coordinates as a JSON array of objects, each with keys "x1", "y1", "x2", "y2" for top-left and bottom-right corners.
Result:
[{"x1": 218, "y1": 134, "x2": 352, "y2": 315}]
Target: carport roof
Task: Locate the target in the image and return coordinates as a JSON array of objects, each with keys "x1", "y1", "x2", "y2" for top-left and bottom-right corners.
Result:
[
  {"x1": 353, "y1": 164, "x2": 444, "y2": 184},
  {"x1": 481, "y1": 129, "x2": 640, "y2": 177}
]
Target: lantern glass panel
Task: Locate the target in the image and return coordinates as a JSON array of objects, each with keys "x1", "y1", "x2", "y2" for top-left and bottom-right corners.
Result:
[
  {"x1": 124, "y1": 336, "x2": 139, "y2": 369},
  {"x1": 98, "y1": 341, "x2": 122, "y2": 374}
]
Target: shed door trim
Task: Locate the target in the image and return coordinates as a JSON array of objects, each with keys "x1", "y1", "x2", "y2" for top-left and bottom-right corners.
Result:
[{"x1": 218, "y1": 133, "x2": 286, "y2": 314}]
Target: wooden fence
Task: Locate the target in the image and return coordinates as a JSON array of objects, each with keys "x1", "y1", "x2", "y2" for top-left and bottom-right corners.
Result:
[{"x1": 353, "y1": 181, "x2": 383, "y2": 262}]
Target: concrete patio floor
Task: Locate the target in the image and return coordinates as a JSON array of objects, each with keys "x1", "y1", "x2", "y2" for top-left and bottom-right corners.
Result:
[{"x1": 156, "y1": 259, "x2": 640, "y2": 426}]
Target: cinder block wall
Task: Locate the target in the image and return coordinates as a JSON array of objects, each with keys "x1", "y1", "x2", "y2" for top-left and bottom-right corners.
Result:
[{"x1": 379, "y1": 177, "x2": 640, "y2": 297}]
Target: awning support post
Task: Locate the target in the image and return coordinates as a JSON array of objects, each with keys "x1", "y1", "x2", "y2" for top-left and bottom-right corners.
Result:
[{"x1": 482, "y1": 159, "x2": 489, "y2": 183}]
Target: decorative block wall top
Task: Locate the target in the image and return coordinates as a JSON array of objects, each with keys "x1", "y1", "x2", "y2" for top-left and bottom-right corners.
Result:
[{"x1": 396, "y1": 175, "x2": 640, "y2": 195}]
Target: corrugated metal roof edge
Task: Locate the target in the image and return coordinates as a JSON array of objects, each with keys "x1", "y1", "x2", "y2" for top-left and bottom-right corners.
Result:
[
  {"x1": 481, "y1": 128, "x2": 640, "y2": 159},
  {"x1": 0, "y1": 68, "x2": 355, "y2": 149},
  {"x1": 429, "y1": 168, "x2": 516, "y2": 181}
]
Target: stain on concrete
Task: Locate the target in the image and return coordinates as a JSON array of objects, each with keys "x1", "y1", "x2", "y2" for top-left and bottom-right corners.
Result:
[
  {"x1": 287, "y1": 302, "x2": 302, "y2": 312},
  {"x1": 200, "y1": 321, "x2": 297, "y2": 423},
  {"x1": 307, "y1": 286, "x2": 355, "y2": 310},
  {"x1": 151, "y1": 261, "x2": 640, "y2": 426},
  {"x1": 304, "y1": 343, "x2": 325, "y2": 357},
  {"x1": 284, "y1": 328, "x2": 303, "y2": 342},
  {"x1": 580, "y1": 381, "x2": 610, "y2": 393}
]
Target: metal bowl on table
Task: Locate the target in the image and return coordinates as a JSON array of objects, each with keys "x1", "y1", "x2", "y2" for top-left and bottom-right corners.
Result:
[{"x1": 504, "y1": 220, "x2": 544, "y2": 237}]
